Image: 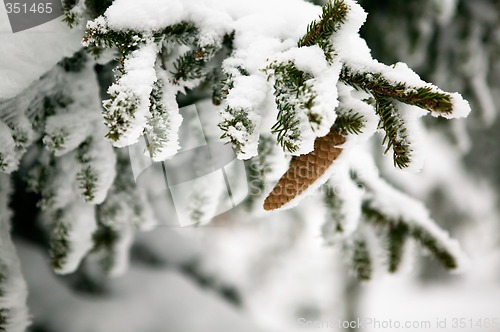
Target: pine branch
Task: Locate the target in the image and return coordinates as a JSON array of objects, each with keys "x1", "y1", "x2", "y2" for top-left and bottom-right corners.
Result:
[
  {"x1": 350, "y1": 237, "x2": 372, "y2": 281},
  {"x1": 266, "y1": 60, "x2": 316, "y2": 153},
  {"x1": 341, "y1": 66, "x2": 454, "y2": 115},
  {"x1": 160, "y1": 21, "x2": 199, "y2": 45},
  {"x1": 333, "y1": 110, "x2": 365, "y2": 135},
  {"x1": 143, "y1": 78, "x2": 182, "y2": 160},
  {"x1": 362, "y1": 203, "x2": 459, "y2": 271},
  {"x1": 49, "y1": 210, "x2": 71, "y2": 271},
  {"x1": 218, "y1": 106, "x2": 257, "y2": 156},
  {"x1": 213, "y1": 65, "x2": 249, "y2": 105},
  {"x1": 375, "y1": 95, "x2": 412, "y2": 169},
  {"x1": 62, "y1": 0, "x2": 82, "y2": 28},
  {"x1": 411, "y1": 225, "x2": 458, "y2": 270},
  {"x1": 76, "y1": 166, "x2": 98, "y2": 202},
  {"x1": 244, "y1": 135, "x2": 276, "y2": 208},
  {"x1": 91, "y1": 221, "x2": 122, "y2": 276},
  {"x1": 386, "y1": 223, "x2": 409, "y2": 273},
  {"x1": 0, "y1": 176, "x2": 30, "y2": 332},
  {"x1": 322, "y1": 184, "x2": 346, "y2": 233},
  {"x1": 57, "y1": 50, "x2": 87, "y2": 73},
  {"x1": 298, "y1": 0, "x2": 350, "y2": 60},
  {"x1": 171, "y1": 44, "x2": 220, "y2": 84},
  {"x1": 84, "y1": 26, "x2": 146, "y2": 56}
]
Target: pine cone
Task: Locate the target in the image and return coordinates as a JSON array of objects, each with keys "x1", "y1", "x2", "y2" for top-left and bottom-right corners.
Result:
[{"x1": 264, "y1": 128, "x2": 346, "y2": 211}]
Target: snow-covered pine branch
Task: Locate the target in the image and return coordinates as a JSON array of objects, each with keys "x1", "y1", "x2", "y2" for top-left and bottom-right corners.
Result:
[
  {"x1": 321, "y1": 151, "x2": 469, "y2": 279},
  {"x1": 76, "y1": 0, "x2": 472, "y2": 271},
  {"x1": 0, "y1": 176, "x2": 30, "y2": 332},
  {"x1": 0, "y1": 3, "x2": 478, "y2": 328}
]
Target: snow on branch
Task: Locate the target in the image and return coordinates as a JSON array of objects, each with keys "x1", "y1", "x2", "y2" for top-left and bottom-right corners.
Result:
[
  {"x1": 351, "y1": 152, "x2": 469, "y2": 273},
  {"x1": 46, "y1": 201, "x2": 97, "y2": 274},
  {"x1": 0, "y1": 176, "x2": 30, "y2": 332}
]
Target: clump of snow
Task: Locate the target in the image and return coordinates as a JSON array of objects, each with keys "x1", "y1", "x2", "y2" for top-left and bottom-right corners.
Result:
[
  {"x1": 221, "y1": 75, "x2": 268, "y2": 159},
  {"x1": 445, "y1": 92, "x2": 472, "y2": 119},
  {"x1": 49, "y1": 201, "x2": 97, "y2": 275},
  {"x1": 265, "y1": 46, "x2": 340, "y2": 155},
  {"x1": 104, "y1": 0, "x2": 184, "y2": 31},
  {"x1": 104, "y1": 42, "x2": 159, "y2": 148},
  {"x1": 77, "y1": 133, "x2": 117, "y2": 205},
  {"x1": 335, "y1": 82, "x2": 378, "y2": 149},
  {"x1": 0, "y1": 122, "x2": 19, "y2": 173},
  {"x1": 43, "y1": 111, "x2": 97, "y2": 156},
  {"x1": 330, "y1": 0, "x2": 370, "y2": 63},
  {"x1": 144, "y1": 72, "x2": 183, "y2": 162},
  {"x1": 0, "y1": 17, "x2": 83, "y2": 99},
  {"x1": 38, "y1": 153, "x2": 81, "y2": 210}
]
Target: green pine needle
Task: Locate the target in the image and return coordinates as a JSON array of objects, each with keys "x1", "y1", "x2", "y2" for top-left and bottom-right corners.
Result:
[
  {"x1": 351, "y1": 238, "x2": 372, "y2": 281},
  {"x1": 362, "y1": 203, "x2": 459, "y2": 271},
  {"x1": 91, "y1": 221, "x2": 120, "y2": 275},
  {"x1": 76, "y1": 166, "x2": 98, "y2": 202},
  {"x1": 411, "y1": 225, "x2": 458, "y2": 270},
  {"x1": 49, "y1": 210, "x2": 71, "y2": 271},
  {"x1": 298, "y1": 0, "x2": 350, "y2": 60},
  {"x1": 375, "y1": 96, "x2": 412, "y2": 169},
  {"x1": 334, "y1": 110, "x2": 365, "y2": 135},
  {"x1": 266, "y1": 61, "x2": 316, "y2": 153},
  {"x1": 161, "y1": 22, "x2": 199, "y2": 45},
  {"x1": 386, "y1": 223, "x2": 409, "y2": 273},
  {"x1": 341, "y1": 66, "x2": 454, "y2": 115}
]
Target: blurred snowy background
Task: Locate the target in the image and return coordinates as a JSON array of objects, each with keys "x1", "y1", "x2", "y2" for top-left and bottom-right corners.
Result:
[{"x1": 1, "y1": 0, "x2": 500, "y2": 331}]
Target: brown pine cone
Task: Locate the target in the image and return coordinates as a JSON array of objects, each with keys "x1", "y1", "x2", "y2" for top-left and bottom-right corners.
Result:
[{"x1": 263, "y1": 128, "x2": 346, "y2": 211}]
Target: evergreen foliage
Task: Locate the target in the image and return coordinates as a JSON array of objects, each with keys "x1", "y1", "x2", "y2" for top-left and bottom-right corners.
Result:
[
  {"x1": 266, "y1": 61, "x2": 316, "y2": 153},
  {"x1": 374, "y1": 95, "x2": 412, "y2": 168},
  {"x1": 298, "y1": 0, "x2": 349, "y2": 60},
  {"x1": 0, "y1": 1, "x2": 477, "y2": 329}
]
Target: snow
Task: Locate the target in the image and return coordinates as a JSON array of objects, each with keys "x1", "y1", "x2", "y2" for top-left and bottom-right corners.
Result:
[
  {"x1": 79, "y1": 133, "x2": 117, "y2": 205},
  {"x1": 346, "y1": 61, "x2": 471, "y2": 119},
  {"x1": 0, "y1": 176, "x2": 30, "y2": 332},
  {"x1": 379, "y1": 130, "x2": 497, "y2": 223},
  {"x1": 104, "y1": 42, "x2": 159, "y2": 148},
  {"x1": 104, "y1": 0, "x2": 185, "y2": 31},
  {"x1": 394, "y1": 102, "x2": 427, "y2": 172},
  {"x1": 361, "y1": 275, "x2": 500, "y2": 332},
  {"x1": 43, "y1": 111, "x2": 97, "y2": 156},
  {"x1": 17, "y1": 239, "x2": 267, "y2": 332},
  {"x1": 104, "y1": 0, "x2": 233, "y2": 36},
  {"x1": 42, "y1": 152, "x2": 81, "y2": 210},
  {"x1": 323, "y1": 165, "x2": 364, "y2": 240},
  {"x1": 0, "y1": 9, "x2": 83, "y2": 99},
  {"x1": 144, "y1": 71, "x2": 183, "y2": 162},
  {"x1": 0, "y1": 121, "x2": 19, "y2": 173},
  {"x1": 48, "y1": 201, "x2": 97, "y2": 275},
  {"x1": 350, "y1": 151, "x2": 469, "y2": 272},
  {"x1": 221, "y1": 75, "x2": 268, "y2": 159},
  {"x1": 310, "y1": 64, "x2": 341, "y2": 135},
  {"x1": 335, "y1": 82, "x2": 378, "y2": 148},
  {"x1": 330, "y1": 0, "x2": 370, "y2": 63}
]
